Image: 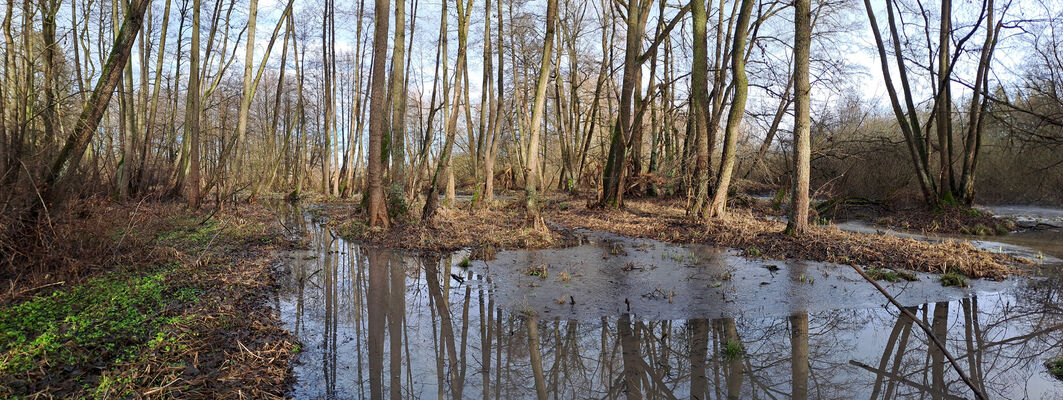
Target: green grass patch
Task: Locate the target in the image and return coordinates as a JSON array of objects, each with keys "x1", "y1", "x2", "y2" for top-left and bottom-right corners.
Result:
[
  {"x1": 864, "y1": 267, "x2": 919, "y2": 283},
  {"x1": 156, "y1": 217, "x2": 222, "y2": 247},
  {"x1": 940, "y1": 272, "x2": 970, "y2": 287}
]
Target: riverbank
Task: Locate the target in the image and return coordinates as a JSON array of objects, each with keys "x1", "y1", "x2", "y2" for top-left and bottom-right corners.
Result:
[{"x1": 0, "y1": 202, "x2": 296, "y2": 398}]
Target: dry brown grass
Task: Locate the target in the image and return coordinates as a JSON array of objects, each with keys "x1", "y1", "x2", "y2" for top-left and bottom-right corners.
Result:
[
  {"x1": 326, "y1": 200, "x2": 564, "y2": 252},
  {"x1": 550, "y1": 197, "x2": 1023, "y2": 279}
]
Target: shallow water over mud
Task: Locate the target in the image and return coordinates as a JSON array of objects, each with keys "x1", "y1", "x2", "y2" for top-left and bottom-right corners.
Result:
[{"x1": 272, "y1": 207, "x2": 1063, "y2": 399}]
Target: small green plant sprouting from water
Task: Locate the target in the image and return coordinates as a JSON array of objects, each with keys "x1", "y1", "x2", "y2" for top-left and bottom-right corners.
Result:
[
  {"x1": 526, "y1": 264, "x2": 548, "y2": 278},
  {"x1": 458, "y1": 257, "x2": 471, "y2": 268},
  {"x1": 940, "y1": 272, "x2": 969, "y2": 287},
  {"x1": 664, "y1": 250, "x2": 703, "y2": 264},
  {"x1": 748, "y1": 247, "x2": 762, "y2": 257},
  {"x1": 1046, "y1": 358, "x2": 1063, "y2": 381},
  {"x1": 723, "y1": 339, "x2": 745, "y2": 361}
]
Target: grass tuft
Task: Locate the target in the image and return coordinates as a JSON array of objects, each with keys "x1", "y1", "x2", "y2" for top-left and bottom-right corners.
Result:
[{"x1": 723, "y1": 339, "x2": 745, "y2": 361}]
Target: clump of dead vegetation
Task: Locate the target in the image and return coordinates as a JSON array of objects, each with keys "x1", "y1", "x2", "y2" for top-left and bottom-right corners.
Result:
[
  {"x1": 324, "y1": 199, "x2": 564, "y2": 252},
  {"x1": 0, "y1": 201, "x2": 297, "y2": 398},
  {"x1": 551, "y1": 197, "x2": 1024, "y2": 279},
  {"x1": 872, "y1": 206, "x2": 1017, "y2": 236}
]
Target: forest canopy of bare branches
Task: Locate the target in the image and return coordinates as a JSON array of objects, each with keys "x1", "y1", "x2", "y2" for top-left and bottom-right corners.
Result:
[{"x1": 1, "y1": 0, "x2": 1062, "y2": 222}]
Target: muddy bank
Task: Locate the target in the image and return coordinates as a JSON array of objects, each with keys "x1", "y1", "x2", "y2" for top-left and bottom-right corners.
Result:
[{"x1": 274, "y1": 205, "x2": 1063, "y2": 399}]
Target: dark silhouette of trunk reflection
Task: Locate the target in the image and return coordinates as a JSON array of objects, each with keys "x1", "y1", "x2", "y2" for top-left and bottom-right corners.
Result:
[
  {"x1": 790, "y1": 312, "x2": 809, "y2": 400},
  {"x1": 367, "y1": 249, "x2": 387, "y2": 400},
  {"x1": 527, "y1": 315, "x2": 549, "y2": 400},
  {"x1": 719, "y1": 318, "x2": 744, "y2": 400},
  {"x1": 931, "y1": 301, "x2": 950, "y2": 400},
  {"x1": 618, "y1": 313, "x2": 643, "y2": 399},
  {"x1": 424, "y1": 256, "x2": 463, "y2": 398},
  {"x1": 388, "y1": 251, "x2": 404, "y2": 400},
  {"x1": 689, "y1": 319, "x2": 709, "y2": 400}
]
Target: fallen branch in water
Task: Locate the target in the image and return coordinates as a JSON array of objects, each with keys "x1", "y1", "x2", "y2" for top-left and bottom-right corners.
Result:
[{"x1": 848, "y1": 264, "x2": 987, "y2": 400}]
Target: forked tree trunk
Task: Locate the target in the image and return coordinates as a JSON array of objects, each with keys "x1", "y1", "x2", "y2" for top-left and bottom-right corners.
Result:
[{"x1": 705, "y1": 0, "x2": 755, "y2": 219}]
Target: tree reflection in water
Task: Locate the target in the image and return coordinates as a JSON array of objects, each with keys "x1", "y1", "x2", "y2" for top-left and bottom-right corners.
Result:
[{"x1": 274, "y1": 212, "x2": 1063, "y2": 399}]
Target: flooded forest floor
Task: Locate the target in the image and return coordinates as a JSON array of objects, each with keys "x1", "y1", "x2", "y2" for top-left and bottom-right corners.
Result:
[
  {"x1": 326, "y1": 194, "x2": 1029, "y2": 280},
  {"x1": 1, "y1": 192, "x2": 1060, "y2": 398}
]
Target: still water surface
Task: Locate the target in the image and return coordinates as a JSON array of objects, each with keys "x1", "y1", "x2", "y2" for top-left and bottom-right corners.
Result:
[{"x1": 272, "y1": 206, "x2": 1063, "y2": 399}]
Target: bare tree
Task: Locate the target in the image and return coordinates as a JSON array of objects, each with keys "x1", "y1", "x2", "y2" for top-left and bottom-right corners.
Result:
[
  {"x1": 367, "y1": 0, "x2": 391, "y2": 228},
  {"x1": 786, "y1": 0, "x2": 811, "y2": 234}
]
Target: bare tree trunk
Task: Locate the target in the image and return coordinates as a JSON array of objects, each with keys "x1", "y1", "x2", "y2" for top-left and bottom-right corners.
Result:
[
  {"x1": 705, "y1": 0, "x2": 755, "y2": 219},
  {"x1": 40, "y1": 0, "x2": 152, "y2": 208},
  {"x1": 786, "y1": 0, "x2": 811, "y2": 234},
  {"x1": 523, "y1": 0, "x2": 558, "y2": 226},
  {"x1": 959, "y1": 0, "x2": 998, "y2": 205},
  {"x1": 690, "y1": 0, "x2": 711, "y2": 218},
  {"x1": 423, "y1": 0, "x2": 472, "y2": 223},
  {"x1": 391, "y1": 0, "x2": 408, "y2": 201},
  {"x1": 322, "y1": 0, "x2": 335, "y2": 196},
  {"x1": 366, "y1": 0, "x2": 391, "y2": 228},
  {"x1": 39, "y1": 0, "x2": 59, "y2": 146},
  {"x1": 234, "y1": 0, "x2": 259, "y2": 191},
  {"x1": 187, "y1": 0, "x2": 202, "y2": 208}
]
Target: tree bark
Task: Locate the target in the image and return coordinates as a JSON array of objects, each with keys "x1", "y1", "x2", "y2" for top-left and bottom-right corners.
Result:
[
  {"x1": 786, "y1": 0, "x2": 811, "y2": 234},
  {"x1": 523, "y1": 0, "x2": 558, "y2": 225},
  {"x1": 390, "y1": 0, "x2": 407, "y2": 198},
  {"x1": 367, "y1": 0, "x2": 391, "y2": 228},
  {"x1": 705, "y1": 0, "x2": 755, "y2": 219}
]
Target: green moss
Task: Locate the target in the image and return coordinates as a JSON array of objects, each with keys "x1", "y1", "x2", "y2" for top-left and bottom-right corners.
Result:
[
  {"x1": 940, "y1": 272, "x2": 969, "y2": 287},
  {"x1": 971, "y1": 223, "x2": 992, "y2": 236},
  {"x1": 993, "y1": 223, "x2": 1010, "y2": 235},
  {"x1": 865, "y1": 267, "x2": 918, "y2": 282}
]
